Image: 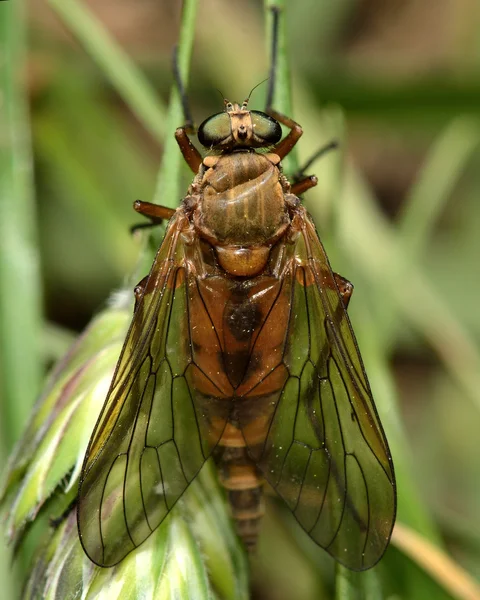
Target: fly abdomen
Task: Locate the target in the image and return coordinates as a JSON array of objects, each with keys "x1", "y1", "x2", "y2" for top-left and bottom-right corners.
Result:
[
  {"x1": 227, "y1": 486, "x2": 264, "y2": 552},
  {"x1": 214, "y1": 438, "x2": 264, "y2": 552}
]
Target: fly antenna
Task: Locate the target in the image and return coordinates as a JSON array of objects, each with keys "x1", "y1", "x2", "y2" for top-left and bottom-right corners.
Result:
[
  {"x1": 215, "y1": 88, "x2": 226, "y2": 103},
  {"x1": 242, "y1": 78, "x2": 269, "y2": 108},
  {"x1": 215, "y1": 89, "x2": 234, "y2": 111}
]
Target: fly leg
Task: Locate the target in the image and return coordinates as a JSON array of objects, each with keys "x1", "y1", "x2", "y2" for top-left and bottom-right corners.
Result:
[
  {"x1": 130, "y1": 199, "x2": 176, "y2": 234},
  {"x1": 267, "y1": 108, "x2": 303, "y2": 161},
  {"x1": 175, "y1": 127, "x2": 202, "y2": 173},
  {"x1": 172, "y1": 46, "x2": 203, "y2": 173},
  {"x1": 298, "y1": 265, "x2": 353, "y2": 309},
  {"x1": 289, "y1": 141, "x2": 339, "y2": 196},
  {"x1": 263, "y1": 7, "x2": 303, "y2": 161},
  {"x1": 334, "y1": 272, "x2": 353, "y2": 309},
  {"x1": 50, "y1": 497, "x2": 77, "y2": 529},
  {"x1": 266, "y1": 7, "x2": 338, "y2": 174},
  {"x1": 134, "y1": 199, "x2": 175, "y2": 222},
  {"x1": 133, "y1": 275, "x2": 149, "y2": 312},
  {"x1": 290, "y1": 175, "x2": 318, "y2": 196}
]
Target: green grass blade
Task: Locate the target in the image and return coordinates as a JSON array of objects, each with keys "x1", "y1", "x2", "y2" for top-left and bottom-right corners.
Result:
[
  {"x1": 153, "y1": 0, "x2": 198, "y2": 211},
  {"x1": 335, "y1": 564, "x2": 383, "y2": 600},
  {"x1": 0, "y1": 1, "x2": 43, "y2": 595},
  {"x1": 0, "y1": 0, "x2": 42, "y2": 449},
  {"x1": 47, "y1": 0, "x2": 166, "y2": 142},
  {"x1": 392, "y1": 523, "x2": 480, "y2": 600},
  {"x1": 265, "y1": 0, "x2": 297, "y2": 174},
  {"x1": 340, "y1": 165, "x2": 480, "y2": 414},
  {"x1": 399, "y1": 116, "x2": 480, "y2": 253},
  {"x1": 376, "y1": 116, "x2": 480, "y2": 349}
]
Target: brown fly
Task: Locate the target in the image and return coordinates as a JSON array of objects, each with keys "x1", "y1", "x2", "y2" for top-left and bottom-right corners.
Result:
[{"x1": 77, "y1": 12, "x2": 396, "y2": 572}]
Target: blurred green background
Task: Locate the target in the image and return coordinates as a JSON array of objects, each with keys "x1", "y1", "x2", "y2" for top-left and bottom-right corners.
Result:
[{"x1": 1, "y1": 0, "x2": 480, "y2": 599}]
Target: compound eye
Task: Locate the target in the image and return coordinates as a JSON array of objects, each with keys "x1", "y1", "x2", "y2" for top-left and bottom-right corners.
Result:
[
  {"x1": 250, "y1": 111, "x2": 282, "y2": 145},
  {"x1": 197, "y1": 113, "x2": 231, "y2": 147}
]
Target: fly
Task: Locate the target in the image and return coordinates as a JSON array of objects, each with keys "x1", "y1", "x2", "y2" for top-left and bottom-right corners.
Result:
[{"x1": 77, "y1": 10, "x2": 396, "y2": 572}]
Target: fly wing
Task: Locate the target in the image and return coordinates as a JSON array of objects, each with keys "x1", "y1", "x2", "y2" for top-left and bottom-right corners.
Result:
[
  {"x1": 78, "y1": 212, "x2": 228, "y2": 567},
  {"x1": 242, "y1": 208, "x2": 396, "y2": 571}
]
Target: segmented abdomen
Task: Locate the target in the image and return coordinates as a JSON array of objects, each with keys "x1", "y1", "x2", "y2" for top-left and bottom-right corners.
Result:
[{"x1": 214, "y1": 425, "x2": 264, "y2": 551}]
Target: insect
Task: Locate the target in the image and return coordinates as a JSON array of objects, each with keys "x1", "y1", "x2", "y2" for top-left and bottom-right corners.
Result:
[{"x1": 77, "y1": 17, "x2": 396, "y2": 573}]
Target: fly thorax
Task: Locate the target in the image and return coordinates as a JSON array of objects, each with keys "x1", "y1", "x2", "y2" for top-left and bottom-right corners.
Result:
[
  {"x1": 194, "y1": 152, "x2": 290, "y2": 276},
  {"x1": 197, "y1": 153, "x2": 288, "y2": 244}
]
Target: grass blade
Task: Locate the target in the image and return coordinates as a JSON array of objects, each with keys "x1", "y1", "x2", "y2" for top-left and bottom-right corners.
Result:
[
  {"x1": 153, "y1": 0, "x2": 198, "y2": 210},
  {"x1": 0, "y1": 0, "x2": 42, "y2": 450},
  {"x1": 392, "y1": 523, "x2": 480, "y2": 600},
  {"x1": 47, "y1": 0, "x2": 166, "y2": 142}
]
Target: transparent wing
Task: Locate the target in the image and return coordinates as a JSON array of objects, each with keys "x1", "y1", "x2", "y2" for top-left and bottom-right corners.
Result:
[
  {"x1": 244, "y1": 208, "x2": 396, "y2": 571},
  {"x1": 77, "y1": 213, "x2": 228, "y2": 566}
]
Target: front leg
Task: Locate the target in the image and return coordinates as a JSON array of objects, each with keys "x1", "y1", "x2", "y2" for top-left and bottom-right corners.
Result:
[
  {"x1": 175, "y1": 126, "x2": 202, "y2": 173},
  {"x1": 267, "y1": 108, "x2": 303, "y2": 161}
]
